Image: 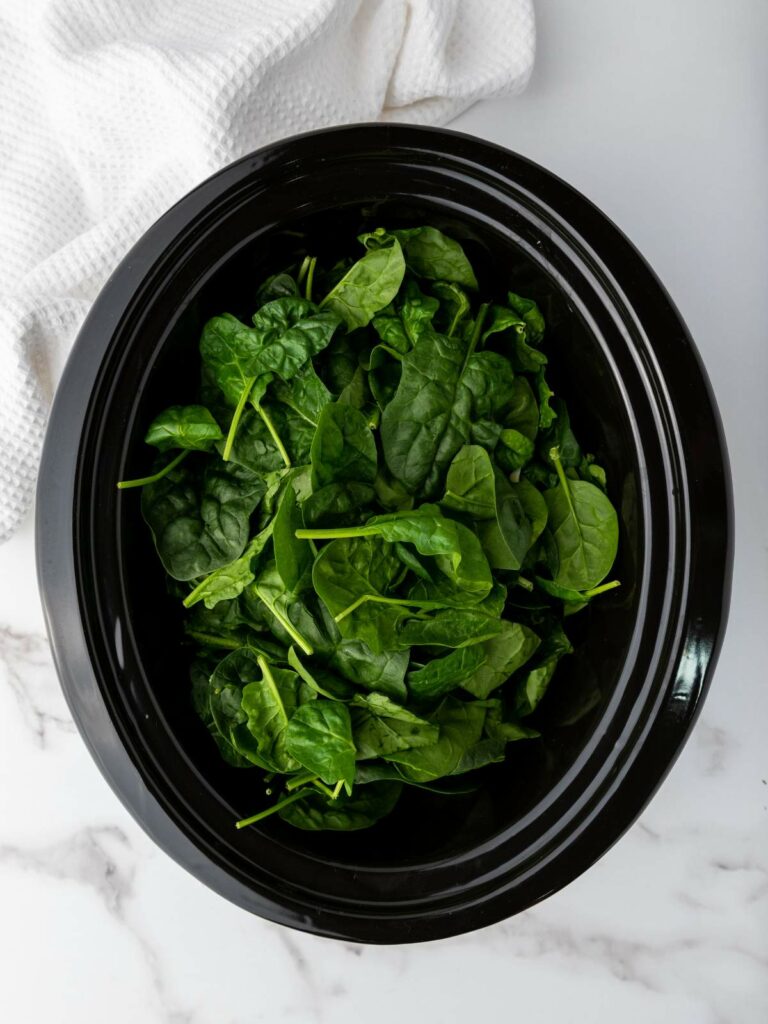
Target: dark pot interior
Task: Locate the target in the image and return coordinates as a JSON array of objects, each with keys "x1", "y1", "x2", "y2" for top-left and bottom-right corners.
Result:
[
  {"x1": 40, "y1": 126, "x2": 729, "y2": 941},
  {"x1": 118, "y1": 200, "x2": 635, "y2": 866}
]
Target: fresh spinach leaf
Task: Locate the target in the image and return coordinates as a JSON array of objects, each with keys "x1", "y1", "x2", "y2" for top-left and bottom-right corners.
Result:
[
  {"x1": 321, "y1": 240, "x2": 406, "y2": 331},
  {"x1": 310, "y1": 402, "x2": 377, "y2": 490},
  {"x1": 240, "y1": 657, "x2": 316, "y2": 773},
  {"x1": 285, "y1": 701, "x2": 357, "y2": 790},
  {"x1": 145, "y1": 405, "x2": 223, "y2": 453},
  {"x1": 441, "y1": 446, "x2": 533, "y2": 571},
  {"x1": 183, "y1": 521, "x2": 273, "y2": 610},
  {"x1": 133, "y1": 225, "x2": 621, "y2": 830},
  {"x1": 513, "y1": 621, "x2": 573, "y2": 716},
  {"x1": 361, "y1": 227, "x2": 478, "y2": 289},
  {"x1": 441, "y1": 444, "x2": 496, "y2": 520},
  {"x1": 273, "y1": 472, "x2": 313, "y2": 593},
  {"x1": 256, "y1": 271, "x2": 300, "y2": 305},
  {"x1": 543, "y1": 446, "x2": 619, "y2": 591},
  {"x1": 351, "y1": 693, "x2": 438, "y2": 760},
  {"x1": 463, "y1": 350, "x2": 518, "y2": 421},
  {"x1": 287, "y1": 646, "x2": 355, "y2": 701},
  {"x1": 495, "y1": 428, "x2": 535, "y2": 472},
  {"x1": 506, "y1": 292, "x2": 545, "y2": 344},
  {"x1": 506, "y1": 376, "x2": 540, "y2": 441},
  {"x1": 431, "y1": 281, "x2": 471, "y2": 337},
  {"x1": 302, "y1": 401, "x2": 377, "y2": 527},
  {"x1": 328, "y1": 641, "x2": 409, "y2": 701},
  {"x1": 384, "y1": 697, "x2": 487, "y2": 782},
  {"x1": 142, "y1": 456, "x2": 265, "y2": 581},
  {"x1": 461, "y1": 620, "x2": 540, "y2": 699},
  {"x1": 407, "y1": 645, "x2": 486, "y2": 700},
  {"x1": 272, "y1": 363, "x2": 332, "y2": 426},
  {"x1": 380, "y1": 330, "x2": 473, "y2": 498}
]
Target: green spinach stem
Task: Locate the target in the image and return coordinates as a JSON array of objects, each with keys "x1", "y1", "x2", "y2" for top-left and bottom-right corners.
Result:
[
  {"x1": 286, "y1": 771, "x2": 319, "y2": 792},
  {"x1": 256, "y1": 655, "x2": 291, "y2": 731},
  {"x1": 517, "y1": 576, "x2": 534, "y2": 592},
  {"x1": 376, "y1": 344, "x2": 403, "y2": 362},
  {"x1": 184, "y1": 630, "x2": 242, "y2": 650},
  {"x1": 334, "y1": 593, "x2": 444, "y2": 624},
  {"x1": 311, "y1": 778, "x2": 337, "y2": 799},
  {"x1": 295, "y1": 525, "x2": 378, "y2": 540},
  {"x1": 296, "y1": 255, "x2": 312, "y2": 286},
  {"x1": 254, "y1": 402, "x2": 292, "y2": 468},
  {"x1": 117, "y1": 449, "x2": 189, "y2": 490},
  {"x1": 222, "y1": 377, "x2": 257, "y2": 461},
  {"x1": 250, "y1": 585, "x2": 313, "y2": 654},
  {"x1": 460, "y1": 302, "x2": 489, "y2": 375},
  {"x1": 446, "y1": 306, "x2": 463, "y2": 338},
  {"x1": 550, "y1": 445, "x2": 580, "y2": 524},
  {"x1": 235, "y1": 788, "x2": 310, "y2": 829},
  {"x1": 583, "y1": 580, "x2": 621, "y2": 598},
  {"x1": 304, "y1": 256, "x2": 317, "y2": 302}
]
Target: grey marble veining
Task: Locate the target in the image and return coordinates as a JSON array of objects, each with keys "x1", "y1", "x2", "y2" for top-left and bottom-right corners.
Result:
[
  {"x1": 0, "y1": 625, "x2": 76, "y2": 746},
  {"x1": 0, "y1": 518, "x2": 765, "y2": 1024}
]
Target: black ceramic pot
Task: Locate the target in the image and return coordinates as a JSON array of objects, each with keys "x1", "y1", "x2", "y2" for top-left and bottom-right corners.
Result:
[{"x1": 36, "y1": 124, "x2": 732, "y2": 943}]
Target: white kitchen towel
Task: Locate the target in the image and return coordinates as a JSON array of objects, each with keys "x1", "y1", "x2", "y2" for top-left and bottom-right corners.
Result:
[{"x1": 0, "y1": 0, "x2": 535, "y2": 542}]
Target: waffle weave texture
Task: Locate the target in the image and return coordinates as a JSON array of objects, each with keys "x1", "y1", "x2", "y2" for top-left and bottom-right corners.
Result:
[{"x1": 0, "y1": 0, "x2": 535, "y2": 540}]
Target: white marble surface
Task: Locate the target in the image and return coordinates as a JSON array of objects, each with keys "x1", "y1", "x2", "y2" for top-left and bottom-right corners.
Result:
[{"x1": 1, "y1": 1, "x2": 767, "y2": 1020}]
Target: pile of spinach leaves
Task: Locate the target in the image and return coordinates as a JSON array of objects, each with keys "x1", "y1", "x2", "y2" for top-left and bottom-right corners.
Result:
[{"x1": 119, "y1": 225, "x2": 620, "y2": 832}]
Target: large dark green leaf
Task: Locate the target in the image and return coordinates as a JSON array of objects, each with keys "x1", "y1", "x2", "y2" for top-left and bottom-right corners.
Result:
[
  {"x1": 240, "y1": 659, "x2": 316, "y2": 773},
  {"x1": 142, "y1": 456, "x2": 265, "y2": 580},
  {"x1": 513, "y1": 621, "x2": 573, "y2": 716},
  {"x1": 461, "y1": 620, "x2": 541, "y2": 699},
  {"x1": 310, "y1": 402, "x2": 378, "y2": 490},
  {"x1": 302, "y1": 402, "x2": 377, "y2": 526},
  {"x1": 543, "y1": 447, "x2": 618, "y2": 590},
  {"x1": 182, "y1": 521, "x2": 273, "y2": 610},
  {"x1": 272, "y1": 363, "x2": 332, "y2": 426},
  {"x1": 190, "y1": 655, "x2": 251, "y2": 767},
  {"x1": 208, "y1": 648, "x2": 314, "y2": 771},
  {"x1": 397, "y1": 607, "x2": 503, "y2": 649},
  {"x1": 362, "y1": 227, "x2": 478, "y2": 289},
  {"x1": 313, "y1": 505, "x2": 493, "y2": 600},
  {"x1": 462, "y1": 350, "x2": 518, "y2": 421},
  {"x1": 200, "y1": 299, "x2": 339, "y2": 409},
  {"x1": 310, "y1": 535, "x2": 404, "y2": 651},
  {"x1": 351, "y1": 693, "x2": 438, "y2": 759},
  {"x1": 249, "y1": 299, "x2": 340, "y2": 383},
  {"x1": 441, "y1": 444, "x2": 496, "y2": 520},
  {"x1": 441, "y1": 446, "x2": 533, "y2": 571},
  {"x1": 380, "y1": 330, "x2": 473, "y2": 499},
  {"x1": 199, "y1": 314, "x2": 266, "y2": 407},
  {"x1": 285, "y1": 701, "x2": 357, "y2": 788},
  {"x1": 407, "y1": 645, "x2": 486, "y2": 700},
  {"x1": 321, "y1": 240, "x2": 406, "y2": 331},
  {"x1": 272, "y1": 471, "x2": 313, "y2": 594},
  {"x1": 384, "y1": 697, "x2": 487, "y2": 782},
  {"x1": 328, "y1": 641, "x2": 409, "y2": 701}
]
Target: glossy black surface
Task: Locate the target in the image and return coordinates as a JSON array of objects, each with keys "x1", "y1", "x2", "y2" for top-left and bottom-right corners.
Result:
[{"x1": 36, "y1": 124, "x2": 732, "y2": 943}]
